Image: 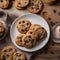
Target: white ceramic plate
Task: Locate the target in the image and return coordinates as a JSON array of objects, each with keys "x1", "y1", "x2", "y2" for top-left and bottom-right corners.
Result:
[{"x1": 10, "y1": 14, "x2": 50, "y2": 52}]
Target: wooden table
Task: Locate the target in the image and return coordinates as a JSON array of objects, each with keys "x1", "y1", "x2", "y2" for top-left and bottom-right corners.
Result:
[{"x1": 0, "y1": 0, "x2": 60, "y2": 60}]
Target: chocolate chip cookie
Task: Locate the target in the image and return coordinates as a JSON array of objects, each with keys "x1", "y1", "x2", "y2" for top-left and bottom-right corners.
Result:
[
  {"x1": 1, "y1": 52, "x2": 12, "y2": 60},
  {"x1": 16, "y1": 19, "x2": 31, "y2": 34},
  {"x1": 15, "y1": 34, "x2": 25, "y2": 46},
  {"x1": 27, "y1": 30, "x2": 37, "y2": 39},
  {"x1": 0, "y1": 0, "x2": 9, "y2": 8},
  {"x1": 14, "y1": 0, "x2": 24, "y2": 10},
  {"x1": 0, "y1": 21, "x2": 5, "y2": 37},
  {"x1": 14, "y1": 0, "x2": 29, "y2": 9},
  {"x1": 44, "y1": 0, "x2": 56, "y2": 5},
  {"x1": 13, "y1": 51, "x2": 27, "y2": 60},
  {"x1": 29, "y1": 24, "x2": 41, "y2": 31},
  {"x1": 22, "y1": 34, "x2": 36, "y2": 48},
  {"x1": 36, "y1": 27, "x2": 47, "y2": 40},
  {"x1": 27, "y1": 0, "x2": 43, "y2": 14},
  {"x1": 1, "y1": 46, "x2": 16, "y2": 55}
]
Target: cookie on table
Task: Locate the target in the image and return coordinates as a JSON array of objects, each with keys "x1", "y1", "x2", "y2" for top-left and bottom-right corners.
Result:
[
  {"x1": 13, "y1": 51, "x2": 27, "y2": 60},
  {"x1": 14, "y1": 0, "x2": 24, "y2": 10},
  {"x1": 0, "y1": 21, "x2": 5, "y2": 37},
  {"x1": 22, "y1": 34, "x2": 36, "y2": 48},
  {"x1": 1, "y1": 46, "x2": 16, "y2": 55},
  {"x1": 14, "y1": 0, "x2": 29, "y2": 9},
  {"x1": 0, "y1": 0, "x2": 9, "y2": 8},
  {"x1": 1, "y1": 52, "x2": 12, "y2": 60},
  {"x1": 36, "y1": 27, "x2": 47, "y2": 40},
  {"x1": 27, "y1": 0, "x2": 43, "y2": 14},
  {"x1": 29, "y1": 24, "x2": 41, "y2": 31},
  {"x1": 15, "y1": 34, "x2": 25, "y2": 46},
  {"x1": 44, "y1": 0, "x2": 56, "y2": 5},
  {"x1": 16, "y1": 19, "x2": 31, "y2": 34}
]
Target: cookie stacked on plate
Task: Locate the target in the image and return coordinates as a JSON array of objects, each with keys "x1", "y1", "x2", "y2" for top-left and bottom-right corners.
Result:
[
  {"x1": 15, "y1": 19, "x2": 47, "y2": 49},
  {"x1": 0, "y1": 45, "x2": 27, "y2": 60}
]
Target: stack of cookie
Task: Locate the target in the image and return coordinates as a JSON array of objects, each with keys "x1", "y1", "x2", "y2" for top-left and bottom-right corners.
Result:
[
  {"x1": 0, "y1": 45, "x2": 27, "y2": 60},
  {"x1": 15, "y1": 19, "x2": 47, "y2": 48}
]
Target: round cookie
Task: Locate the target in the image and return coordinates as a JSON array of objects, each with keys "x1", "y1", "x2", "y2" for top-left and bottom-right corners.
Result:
[
  {"x1": 0, "y1": 20, "x2": 8, "y2": 40},
  {"x1": 29, "y1": 24, "x2": 41, "y2": 31},
  {"x1": 14, "y1": 0, "x2": 29, "y2": 8},
  {"x1": 13, "y1": 51, "x2": 27, "y2": 60},
  {"x1": 44, "y1": 0, "x2": 56, "y2": 5},
  {"x1": 1, "y1": 46, "x2": 16, "y2": 56},
  {"x1": 1, "y1": 52, "x2": 12, "y2": 60},
  {"x1": 36, "y1": 27, "x2": 47, "y2": 40},
  {"x1": 0, "y1": 0, "x2": 9, "y2": 8},
  {"x1": 14, "y1": 0, "x2": 24, "y2": 10},
  {"x1": 22, "y1": 34, "x2": 36, "y2": 48},
  {"x1": 0, "y1": 21, "x2": 5, "y2": 37},
  {"x1": 15, "y1": 34, "x2": 25, "y2": 46},
  {"x1": 27, "y1": 0, "x2": 43, "y2": 14},
  {"x1": 27, "y1": 30, "x2": 37, "y2": 39},
  {"x1": 16, "y1": 19, "x2": 31, "y2": 34}
]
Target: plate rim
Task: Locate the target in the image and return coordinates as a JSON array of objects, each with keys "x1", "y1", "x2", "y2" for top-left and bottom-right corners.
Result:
[{"x1": 10, "y1": 13, "x2": 50, "y2": 52}]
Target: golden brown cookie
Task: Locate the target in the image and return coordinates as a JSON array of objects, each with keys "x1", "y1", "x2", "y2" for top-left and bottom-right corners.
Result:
[
  {"x1": 14, "y1": 0, "x2": 29, "y2": 9},
  {"x1": 0, "y1": 21, "x2": 5, "y2": 37},
  {"x1": 0, "y1": 0, "x2": 9, "y2": 8},
  {"x1": 1, "y1": 46, "x2": 16, "y2": 60},
  {"x1": 15, "y1": 34, "x2": 25, "y2": 46},
  {"x1": 27, "y1": 0, "x2": 43, "y2": 14},
  {"x1": 22, "y1": 34, "x2": 36, "y2": 48},
  {"x1": 1, "y1": 52, "x2": 12, "y2": 60},
  {"x1": 16, "y1": 19, "x2": 31, "y2": 34},
  {"x1": 13, "y1": 51, "x2": 27, "y2": 60},
  {"x1": 14, "y1": 0, "x2": 24, "y2": 10},
  {"x1": 44, "y1": 0, "x2": 56, "y2": 5},
  {"x1": 1, "y1": 46, "x2": 16, "y2": 55},
  {"x1": 27, "y1": 30, "x2": 37, "y2": 39},
  {"x1": 36, "y1": 27, "x2": 47, "y2": 40},
  {"x1": 29, "y1": 24, "x2": 41, "y2": 31}
]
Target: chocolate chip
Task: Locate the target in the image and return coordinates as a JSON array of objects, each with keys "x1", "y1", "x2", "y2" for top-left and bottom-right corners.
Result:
[
  {"x1": 26, "y1": 23, "x2": 29, "y2": 25},
  {"x1": 20, "y1": 40, "x2": 22, "y2": 42},
  {"x1": 31, "y1": 7, "x2": 34, "y2": 9},
  {"x1": 4, "y1": 50, "x2": 7, "y2": 52},
  {"x1": 9, "y1": 48, "x2": 12, "y2": 51},
  {"x1": 18, "y1": 2, "x2": 21, "y2": 4},
  {"x1": 28, "y1": 36, "x2": 31, "y2": 38},
  {"x1": 18, "y1": 59, "x2": 21, "y2": 60},
  {"x1": 50, "y1": 21, "x2": 55, "y2": 26},
  {"x1": 25, "y1": 40, "x2": 28, "y2": 43},
  {"x1": 2, "y1": 55, "x2": 6, "y2": 60},
  {"x1": 16, "y1": 53, "x2": 21, "y2": 57},
  {"x1": 42, "y1": 11, "x2": 47, "y2": 15},
  {"x1": 30, "y1": 32, "x2": 32, "y2": 34},
  {"x1": 53, "y1": 9, "x2": 56, "y2": 13},
  {"x1": 58, "y1": 12, "x2": 60, "y2": 15},
  {"x1": 23, "y1": 21, "x2": 25, "y2": 23},
  {"x1": 48, "y1": 17, "x2": 51, "y2": 20},
  {"x1": 21, "y1": 29, "x2": 24, "y2": 32},
  {"x1": 50, "y1": 51, "x2": 54, "y2": 54},
  {"x1": 19, "y1": 22, "x2": 21, "y2": 24},
  {"x1": 0, "y1": 0, "x2": 3, "y2": 2}
]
